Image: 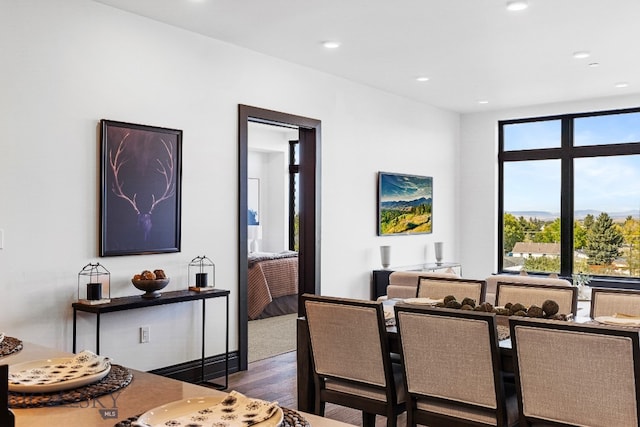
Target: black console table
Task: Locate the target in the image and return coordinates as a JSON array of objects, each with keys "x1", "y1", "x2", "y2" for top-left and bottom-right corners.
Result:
[
  {"x1": 372, "y1": 262, "x2": 461, "y2": 299},
  {"x1": 72, "y1": 288, "x2": 230, "y2": 389}
]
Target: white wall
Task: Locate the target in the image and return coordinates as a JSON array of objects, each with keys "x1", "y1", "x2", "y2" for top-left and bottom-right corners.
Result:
[
  {"x1": 459, "y1": 93, "x2": 640, "y2": 281},
  {"x1": 0, "y1": 0, "x2": 460, "y2": 370}
]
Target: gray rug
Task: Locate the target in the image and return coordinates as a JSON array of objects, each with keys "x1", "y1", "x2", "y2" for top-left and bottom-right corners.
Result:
[{"x1": 248, "y1": 313, "x2": 297, "y2": 363}]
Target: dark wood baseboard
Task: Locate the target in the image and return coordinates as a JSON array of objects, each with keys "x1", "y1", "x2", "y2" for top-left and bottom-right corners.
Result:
[{"x1": 150, "y1": 351, "x2": 240, "y2": 383}]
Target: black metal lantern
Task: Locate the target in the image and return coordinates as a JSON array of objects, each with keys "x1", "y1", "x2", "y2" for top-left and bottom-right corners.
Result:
[
  {"x1": 188, "y1": 255, "x2": 215, "y2": 290},
  {"x1": 77, "y1": 262, "x2": 111, "y2": 304}
]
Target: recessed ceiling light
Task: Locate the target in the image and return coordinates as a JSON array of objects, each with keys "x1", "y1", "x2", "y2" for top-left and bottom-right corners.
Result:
[
  {"x1": 615, "y1": 82, "x2": 630, "y2": 88},
  {"x1": 572, "y1": 51, "x2": 590, "y2": 59},
  {"x1": 478, "y1": 100, "x2": 489, "y2": 105},
  {"x1": 506, "y1": 1, "x2": 528, "y2": 11},
  {"x1": 322, "y1": 41, "x2": 341, "y2": 49},
  {"x1": 416, "y1": 76, "x2": 430, "y2": 82}
]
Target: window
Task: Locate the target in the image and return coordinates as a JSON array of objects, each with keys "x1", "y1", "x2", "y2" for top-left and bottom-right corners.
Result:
[{"x1": 499, "y1": 108, "x2": 640, "y2": 286}]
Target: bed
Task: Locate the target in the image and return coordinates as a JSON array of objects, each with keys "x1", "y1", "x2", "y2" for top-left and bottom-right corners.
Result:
[{"x1": 247, "y1": 251, "x2": 298, "y2": 320}]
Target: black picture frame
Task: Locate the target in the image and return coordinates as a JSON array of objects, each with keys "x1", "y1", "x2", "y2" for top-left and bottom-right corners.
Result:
[
  {"x1": 100, "y1": 120, "x2": 182, "y2": 256},
  {"x1": 378, "y1": 171, "x2": 433, "y2": 236}
]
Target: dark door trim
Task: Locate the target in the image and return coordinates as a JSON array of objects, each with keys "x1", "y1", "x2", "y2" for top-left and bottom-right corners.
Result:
[{"x1": 238, "y1": 105, "x2": 321, "y2": 371}]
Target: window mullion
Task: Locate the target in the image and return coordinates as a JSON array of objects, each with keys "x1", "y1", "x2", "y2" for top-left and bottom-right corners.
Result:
[{"x1": 560, "y1": 118, "x2": 574, "y2": 278}]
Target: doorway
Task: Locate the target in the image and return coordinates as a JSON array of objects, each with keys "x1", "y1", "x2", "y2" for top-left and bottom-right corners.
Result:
[{"x1": 238, "y1": 105, "x2": 321, "y2": 371}]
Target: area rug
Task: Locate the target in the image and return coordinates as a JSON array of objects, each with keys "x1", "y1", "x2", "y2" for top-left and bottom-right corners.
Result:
[{"x1": 248, "y1": 313, "x2": 297, "y2": 363}]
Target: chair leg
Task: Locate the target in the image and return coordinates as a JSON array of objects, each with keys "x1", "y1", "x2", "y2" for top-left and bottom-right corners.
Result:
[
  {"x1": 362, "y1": 412, "x2": 376, "y2": 427},
  {"x1": 407, "y1": 408, "x2": 416, "y2": 427},
  {"x1": 386, "y1": 412, "x2": 397, "y2": 427}
]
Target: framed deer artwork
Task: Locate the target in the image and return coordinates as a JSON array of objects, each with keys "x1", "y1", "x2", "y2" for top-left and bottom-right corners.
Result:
[{"x1": 100, "y1": 120, "x2": 182, "y2": 256}]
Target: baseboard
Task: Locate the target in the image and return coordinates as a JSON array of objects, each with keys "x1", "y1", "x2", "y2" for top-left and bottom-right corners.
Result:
[{"x1": 149, "y1": 351, "x2": 240, "y2": 384}]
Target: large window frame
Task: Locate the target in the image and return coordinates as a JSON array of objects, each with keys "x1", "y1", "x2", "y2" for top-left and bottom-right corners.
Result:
[{"x1": 499, "y1": 106, "x2": 640, "y2": 288}]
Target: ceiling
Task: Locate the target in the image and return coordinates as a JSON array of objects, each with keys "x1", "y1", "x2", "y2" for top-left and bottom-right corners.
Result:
[{"x1": 93, "y1": 0, "x2": 640, "y2": 113}]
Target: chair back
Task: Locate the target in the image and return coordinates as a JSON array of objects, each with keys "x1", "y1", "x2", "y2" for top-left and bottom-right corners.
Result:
[
  {"x1": 590, "y1": 287, "x2": 640, "y2": 318},
  {"x1": 395, "y1": 305, "x2": 513, "y2": 426},
  {"x1": 495, "y1": 282, "x2": 577, "y2": 315},
  {"x1": 484, "y1": 274, "x2": 572, "y2": 305},
  {"x1": 417, "y1": 277, "x2": 486, "y2": 304},
  {"x1": 509, "y1": 317, "x2": 640, "y2": 427},
  {"x1": 304, "y1": 294, "x2": 393, "y2": 390}
]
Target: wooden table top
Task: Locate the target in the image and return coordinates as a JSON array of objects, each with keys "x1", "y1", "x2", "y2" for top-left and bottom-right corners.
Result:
[{"x1": 3, "y1": 342, "x2": 350, "y2": 427}]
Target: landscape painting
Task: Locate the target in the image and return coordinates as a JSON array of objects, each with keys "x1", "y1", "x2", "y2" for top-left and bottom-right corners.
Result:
[{"x1": 378, "y1": 172, "x2": 433, "y2": 235}]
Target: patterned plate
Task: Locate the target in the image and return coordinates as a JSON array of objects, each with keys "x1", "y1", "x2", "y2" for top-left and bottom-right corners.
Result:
[
  {"x1": 9, "y1": 350, "x2": 111, "y2": 393},
  {"x1": 134, "y1": 392, "x2": 283, "y2": 427}
]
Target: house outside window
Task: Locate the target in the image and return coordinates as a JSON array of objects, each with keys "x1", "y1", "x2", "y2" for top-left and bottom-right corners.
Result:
[{"x1": 499, "y1": 107, "x2": 640, "y2": 286}]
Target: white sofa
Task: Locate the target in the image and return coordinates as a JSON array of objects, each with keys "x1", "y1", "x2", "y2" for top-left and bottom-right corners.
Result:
[
  {"x1": 484, "y1": 273, "x2": 572, "y2": 305},
  {"x1": 382, "y1": 269, "x2": 460, "y2": 300}
]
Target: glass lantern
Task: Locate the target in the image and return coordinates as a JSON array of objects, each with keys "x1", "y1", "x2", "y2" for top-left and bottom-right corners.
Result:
[
  {"x1": 188, "y1": 255, "x2": 215, "y2": 290},
  {"x1": 77, "y1": 262, "x2": 111, "y2": 304}
]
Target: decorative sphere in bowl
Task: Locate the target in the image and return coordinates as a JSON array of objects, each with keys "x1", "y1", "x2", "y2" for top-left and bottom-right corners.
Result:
[{"x1": 131, "y1": 278, "x2": 170, "y2": 299}]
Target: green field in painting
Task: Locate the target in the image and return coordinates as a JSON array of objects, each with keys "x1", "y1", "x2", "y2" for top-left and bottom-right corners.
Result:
[{"x1": 380, "y1": 209, "x2": 432, "y2": 234}]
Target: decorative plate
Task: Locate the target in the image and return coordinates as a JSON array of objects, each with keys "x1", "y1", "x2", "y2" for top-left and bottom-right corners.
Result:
[
  {"x1": 594, "y1": 315, "x2": 640, "y2": 327},
  {"x1": 134, "y1": 392, "x2": 283, "y2": 427},
  {"x1": 8, "y1": 350, "x2": 111, "y2": 393},
  {"x1": 404, "y1": 297, "x2": 443, "y2": 305}
]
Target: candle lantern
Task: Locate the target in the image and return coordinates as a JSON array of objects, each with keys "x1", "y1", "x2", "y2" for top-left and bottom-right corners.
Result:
[
  {"x1": 188, "y1": 255, "x2": 215, "y2": 291},
  {"x1": 77, "y1": 262, "x2": 111, "y2": 304}
]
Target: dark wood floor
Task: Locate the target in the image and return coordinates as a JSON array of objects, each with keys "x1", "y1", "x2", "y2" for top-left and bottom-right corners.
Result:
[{"x1": 218, "y1": 350, "x2": 406, "y2": 427}]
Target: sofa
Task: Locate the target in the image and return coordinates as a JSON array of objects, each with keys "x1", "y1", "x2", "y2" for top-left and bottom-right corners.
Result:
[
  {"x1": 380, "y1": 270, "x2": 573, "y2": 304},
  {"x1": 381, "y1": 269, "x2": 460, "y2": 300},
  {"x1": 484, "y1": 273, "x2": 572, "y2": 305}
]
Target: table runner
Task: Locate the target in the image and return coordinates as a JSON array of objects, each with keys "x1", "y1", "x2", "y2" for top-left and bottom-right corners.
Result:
[
  {"x1": 113, "y1": 406, "x2": 310, "y2": 427},
  {"x1": 9, "y1": 364, "x2": 132, "y2": 408}
]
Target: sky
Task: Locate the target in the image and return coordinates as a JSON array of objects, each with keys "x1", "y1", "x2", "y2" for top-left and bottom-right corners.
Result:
[
  {"x1": 380, "y1": 172, "x2": 432, "y2": 202},
  {"x1": 503, "y1": 112, "x2": 640, "y2": 214}
]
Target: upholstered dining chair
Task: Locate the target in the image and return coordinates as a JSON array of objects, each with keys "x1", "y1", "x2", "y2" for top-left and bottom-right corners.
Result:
[
  {"x1": 509, "y1": 317, "x2": 640, "y2": 427},
  {"x1": 0, "y1": 365, "x2": 14, "y2": 427},
  {"x1": 394, "y1": 305, "x2": 519, "y2": 427},
  {"x1": 303, "y1": 294, "x2": 406, "y2": 427},
  {"x1": 416, "y1": 276, "x2": 486, "y2": 305},
  {"x1": 495, "y1": 282, "x2": 578, "y2": 316},
  {"x1": 590, "y1": 287, "x2": 640, "y2": 318}
]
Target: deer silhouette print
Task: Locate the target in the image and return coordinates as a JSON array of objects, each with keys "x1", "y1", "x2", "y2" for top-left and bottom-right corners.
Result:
[{"x1": 109, "y1": 131, "x2": 176, "y2": 242}]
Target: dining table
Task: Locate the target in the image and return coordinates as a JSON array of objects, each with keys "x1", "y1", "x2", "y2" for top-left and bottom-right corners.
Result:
[
  {"x1": 296, "y1": 299, "x2": 593, "y2": 414},
  {"x1": 3, "y1": 341, "x2": 353, "y2": 427}
]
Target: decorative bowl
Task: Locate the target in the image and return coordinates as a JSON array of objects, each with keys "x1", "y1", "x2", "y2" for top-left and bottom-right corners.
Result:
[{"x1": 132, "y1": 278, "x2": 170, "y2": 299}]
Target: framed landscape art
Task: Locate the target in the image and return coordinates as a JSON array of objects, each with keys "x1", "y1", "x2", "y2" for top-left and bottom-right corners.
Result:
[
  {"x1": 378, "y1": 172, "x2": 433, "y2": 235},
  {"x1": 100, "y1": 120, "x2": 182, "y2": 256}
]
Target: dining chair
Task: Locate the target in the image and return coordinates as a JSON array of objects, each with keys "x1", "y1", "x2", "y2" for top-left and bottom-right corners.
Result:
[
  {"x1": 509, "y1": 317, "x2": 640, "y2": 427},
  {"x1": 416, "y1": 276, "x2": 486, "y2": 304},
  {"x1": 590, "y1": 287, "x2": 640, "y2": 318},
  {"x1": 0, "y1": 365, "x2": 15, "y2": 427},
  {"x1": 495, "y1": 282, "x2": 578, "y2": 316},
  {"x1": 394, "y1": 305, "x2": 519, "y2": 427},
  {"x1": 303, "y1": 294, "x2": 406, "y2": 427}
]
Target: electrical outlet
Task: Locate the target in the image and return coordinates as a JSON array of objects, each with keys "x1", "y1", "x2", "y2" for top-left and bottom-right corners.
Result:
[{"x1": 140, "y1": 326, "x2": 150, "y2": 343}]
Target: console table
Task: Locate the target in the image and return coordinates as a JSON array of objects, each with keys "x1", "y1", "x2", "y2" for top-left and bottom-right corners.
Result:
[
  {"x1": 72, "y1": 288, "x2": 230, "y2": 389},
  {"x1": 372, "y1": 262, "x2": 461, "y2": 299}
]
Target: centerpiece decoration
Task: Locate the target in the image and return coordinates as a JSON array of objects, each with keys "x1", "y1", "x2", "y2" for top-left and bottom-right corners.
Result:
[
  {"x1": 572, "y1": 272, "x2": 592, "y2": 301},
  {"x1": 432, "y1": 295, "x2": 571, "y2": 320},
  {"x1": 131, "y1": 269, "x2": 169, "y2": 299}
]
